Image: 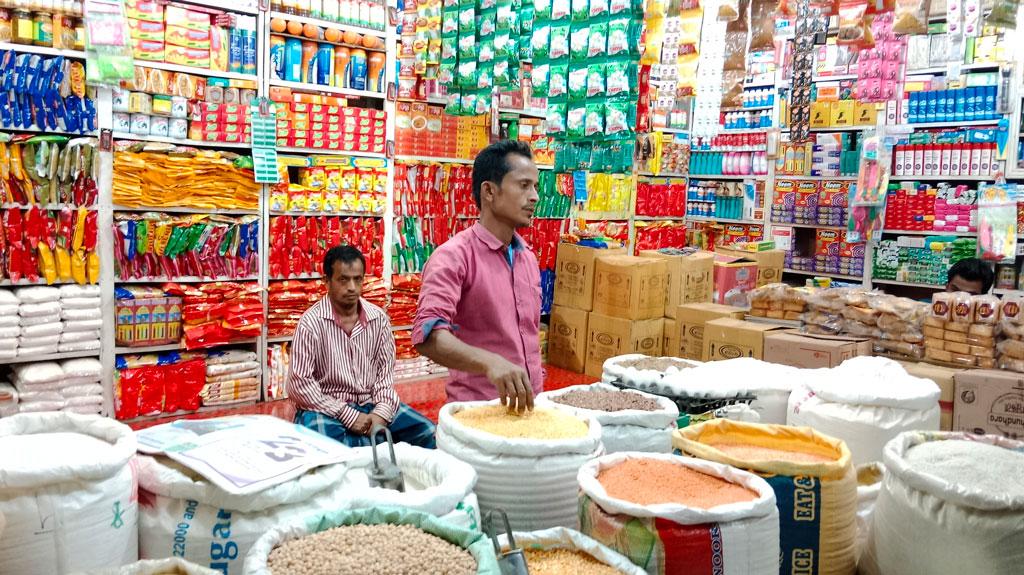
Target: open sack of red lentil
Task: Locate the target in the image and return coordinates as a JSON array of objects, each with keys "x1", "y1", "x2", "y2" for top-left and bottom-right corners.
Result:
[
  {"x1": 577, "y1": 452, "x2": 780, "y2": 575},
  {"x1": 497, "y1": 527, "x2": 645, "y2": 575},
  {"x1": 787, "y1": 356, "x2": 941, "y2": 465},
  {"x1": 436, "y1": 400, "x2": 604, "y2": 531},
  {"x1": 659, "y1": 358, "x2": 798, "y2": 424},
  {"x1": 674, "y1": 420, "x2": 858, "y2": 575},
  {"x1": 76, "y1": 558, "x2": 221, "y2": 574},
  {"x1": 861, "y1": 431, "x2": 1024, "y2": 575},
  {"x1": 0, "y1": 413, "x2": 139, "y2": 575},
  {"x1": 600, "y1": 354, "x2": 701, "y2": 389},
  {"x1": 242, "y1": 507, "x2": 501, "y2": 575},
  {"x1": 537, "y1": 383, "x2": 679, "y2": 453}
]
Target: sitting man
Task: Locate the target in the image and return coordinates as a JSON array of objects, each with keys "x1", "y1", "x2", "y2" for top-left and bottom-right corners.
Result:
[{"x1": 288, "y1": 245, "x2": 435, "y2": 448}]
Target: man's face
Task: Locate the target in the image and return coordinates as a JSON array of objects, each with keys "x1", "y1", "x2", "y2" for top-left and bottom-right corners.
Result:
[
  {"x1": 947, "y1": 276, "x2": 984, "y2": 296},
  {"x1": 326, "y1": 259, "x2": 364, "y2": 307},
  {"x1": 481, "y1": 154, "x2": 540, "y2": 228}
]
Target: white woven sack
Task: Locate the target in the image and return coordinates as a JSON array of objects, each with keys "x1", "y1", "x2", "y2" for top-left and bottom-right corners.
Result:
[
  {"x1": 0, "y1": 314, "x2": 18, "y2": 326},
  {"x1": 12, "y1": 362, "x2": 64, "y2": 385},
  {"x1": 436, "y1": 400, "x2": 604, "y2": 531},
  {"x1": 658, "y1": 358, "x2": 796, "y2": 424},
  {"x1": 862, "y1": 432, "x2": 1024, "y2": 575},
  {"x1": 498, "y1": 527, "x2": 646, "y2": 575},
  {"x1": 0, "y1": 325, "x2": 19, "y2": 340},
  {"x1": 855, "y1": 462, "x2": 885, "y2": 563},
  {"x1": 19, "y1": 312, "x2": 61, "y2": 326},
  {"x1": 339, "y1": 443, "x2": 480, "y2": 530},
  {"x1": 59, "y1": 340, "x2": 102, "y2": 352},
  {"x1": 538, "y1": 383, "x2": 679, "y2": 453},
  {"x1": 0, "y1": 413, "x2": 138, "y2": 574},
  {"x1": 62, "y1": 307, "x2": 102, "y2": 321},
  {"x1": 137, "y1": 455, "x2": 354, "y2": 575},
  {"x1": 18, "y1": 300, "x2": 61, "y2": 317},
  {"x1": 62, "y1": 318, "x2": 103, "y2": 333},
  {"x1": 601, "y1": 354, "x2": 702, "y2": 389},
  {"x1": 76, "y1": 557, "x2": 221, "y2": 574},
  {"x1": 61, "y1": 297, "x2": 101, "y2": 310},
  {"x1": 61, "y1": 330, "x2": 101, "y2": 343},
  {"x1": 0, "y1": 289, "x2": 19, "y2": 305},
  {"x1": 18, "y1": 334, "x2": 61, "y2": 348},
  {"x1": 787, "y1": 357, "x2": 940, "y2": 465},
  {"x1": 578, "y1": 452, "x2": 780, "y2": 575},
  {"x1": 14, "y1": 286, "x2": 60, "y2": 303},
  {"x1": 59, "y1": 285, "x2": 101, "y2": 299},
  {"x1": 0, "y1": 303, "x2": 18, "y2": 316}
]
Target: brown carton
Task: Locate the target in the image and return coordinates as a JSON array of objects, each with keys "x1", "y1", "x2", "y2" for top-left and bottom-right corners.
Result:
[
  {"x1": 953, "y1": 369, "x2": 1024, "y2": 438},
  {"x1": 585, "y1": 313, "x2": 664, "y2": 378},
  {"x1": 898, "y1": 360, "x2": 960, "y2": 431},
  {"x1": 703, "y1": 318, "x2": 787, "y2": 361},
  {"x1": 674, "y1": 303, "x2": 746, "y2": 360},
  {"x1": 553, "y1": 243, "x2": 627, "y2": 311},
  {"x1": 764, "y1": 331, "x2": 872, "y2": 369},
  {"x1": 663, "y1": 318, "x2": 678, "y2": 357},
  {"x1": 548, "y1": 306, "x2": 589, "y2": 373},
  {"x1": 639, "y1": 250, "x2": 714, "y2": 316},
  {"x1": 593, "y1": 255, "x2": 668, "y2": 320},
  {"x1": 715, "y1": 246, "x2": 786, "y2": 287}
]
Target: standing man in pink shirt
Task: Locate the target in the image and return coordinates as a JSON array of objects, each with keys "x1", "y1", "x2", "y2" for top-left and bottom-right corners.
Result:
[{"x1": 413, "y1": 140, "x2": 541, "y2": 412}]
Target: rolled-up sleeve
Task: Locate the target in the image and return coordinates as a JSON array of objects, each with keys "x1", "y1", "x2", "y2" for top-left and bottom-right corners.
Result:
[{"x1": 412, "y1": 247, "x2": 465, "y2": 346}]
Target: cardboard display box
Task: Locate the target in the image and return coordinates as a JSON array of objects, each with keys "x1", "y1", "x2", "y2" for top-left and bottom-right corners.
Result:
[
  {"x1": 898, "y1": 360, "x2": 960, "y2": 431},
  {"x1": 764, "y1": 331, "x2": 871, "y2": 369},
  {"x1": 553, "y1": 243, "x2": 627, "y2": 311},
  {"x1": 593, "y1": 255, "x2": 668, "y2": 320},
  {"x1": 547, "y1": 306, "x2": 589, "y2": 373},
  {"x1": 663, "y1": 318, "x2": 678, "y2": 358},
  {"x1": 704, "y1": 318, "x2": 787, "y2": 361},
  {"x1": 953, "y1": 369, "x2": 1024, "y2": 438},
  {"x1": 585, "y1": 313, "x2": 664, "y2": 378},
  {"x1": 716, "y1": 246, "x2": 786, "y2": 287},
  {"x1": 713, "y1": 255, "x2": 759, "y2": 306},
  {"x1": 670, "y1": 303, "x2": 747, "y2": 360},
  {"x1": 639, "y1": 250, "x2": 714, "y2": 317}
]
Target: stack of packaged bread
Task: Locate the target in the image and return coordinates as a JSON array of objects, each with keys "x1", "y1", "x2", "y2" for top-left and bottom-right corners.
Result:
[{"x1": 924, "y1": 292, "x2": 999, "y2": 368}]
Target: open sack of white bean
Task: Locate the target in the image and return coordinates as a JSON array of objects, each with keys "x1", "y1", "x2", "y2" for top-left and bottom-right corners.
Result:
[
  {"x1": 600, "y1": 354, "x2": 700, "y2": 390},
  {"x1": 537, "y1": 383, "x2": 679, "y2": 453},
  {"x1": 242, "y1": 507, "x2": 501, "y2": 575},
  {"x1": 75, "y1": 558, "x2": 221, "y2": 574},
  {"x1": 496, "y1": 527, "x2": 645, "y2": 575}
]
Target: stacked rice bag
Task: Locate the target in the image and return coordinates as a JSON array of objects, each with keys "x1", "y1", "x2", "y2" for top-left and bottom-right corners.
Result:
[{"x1": 201, "y1": 350, "x2": 260, "y2": 407}]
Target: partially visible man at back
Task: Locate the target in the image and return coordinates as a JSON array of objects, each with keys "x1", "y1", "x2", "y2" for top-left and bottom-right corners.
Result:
[{"x1": 946, "y1": 258, "x2": 994, "y2": 296}]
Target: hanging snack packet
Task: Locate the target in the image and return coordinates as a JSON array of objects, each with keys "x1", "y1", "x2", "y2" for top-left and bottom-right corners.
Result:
[
  {"x1": 459, "y1": 6, "x2": 476, "y2": 32},
  {"x1": 445, "y1": 92, "x2": 462, "y2": 115},
  {"x1": 495, "y1": 32, "x2": 513, "y2": 59},
  {"x1": 547, "y1": 102, "x2": 568, "y2": 136},
  {"x1": 587, "y1": 63, "x2": 606, "y2": 97},
  {"x1": 438, "y1": 62, "x2": 456, "y2": 84},
  {"x1": 986, "y1": 0, "x2": 1019, "y2": 28},
  {"x1": 535, "y1": 0, "x2": 552, "y2": 19},
  {"x1": 521, "y1": 5, "x2": 535, "y2": 32},
  {"x1": 460, "y1": 91, "x2": 478, "y2": 115},
  {"x1": 532, "y1": 24, "x2": 551, "y2": 60},
  {"x1": 479, "y1": 11, "x2": 497, "y2": 37},
  {"x1": 892, "y1": 0, "x2": 929, "y2": 34},
  {"x1": 750, "y1": 0, "x2": 777, "y2": 52},
  {"x1": 479, "y1": 38, "x2": 495, "y2": 62},
  {"x1": 837, "y1": 0, "x2": 869, "y2": 45},
  {"x1": 494, "y1": 59, "x2": 512, "y2": 85},
  {"x1": 552, "y1": 0, "x2": 572, "y2": 20},
  {"x1": 590, "y1": 0, "x2": 609, "y2": 17},
  {"x1": 605, "y1": 101, "x2": 632, "y2": 136},
  {"x1": 573, "y1": 0, "x2": 589, "y2": 21},
  {"x1": 551, "y1": 24, "x2": 571, "y2": 59},
  {"x1": 457, "y1": 60, "x2": 477, "y2": 87},
  {"x1": 459, "y1": 32, "x2": 476, "y2": 59},
  {"x1": 497, "y1": 3, "x2": 514, "y2": 30},
  {"x1": 607, "y1": 18, "x2": 631, "y2": 56},
  {"x1": 610, "y1": 0, "x2": 631, "y2": 14},
  {"x1": 585, "y1": 103, "x2": 605, "y2": 138},
  {"x1": 588, "y1": 22, "x2": 608, "y2": 58},
  {"x1": 550, "y1": 63, "x2": 569, "y2": 97},
  {"x1": 567, "y1": 103, "x2": 587, "y2": 139},
  {"x1": 474, "y1": 91, "x2": 491, "y2": 115},
  {"x1": 443, "y1": 9, "x2": 459, "y2": 34},
  {"x1": 571, "y1": 26, "x2": 590, "y2": 61},
  {"x1": 719, "y1": 0, "x2": 740, "y2": 20},
  {"x1": 442, "y1": 37, "x2": 457, "y2": 61},
  {"x1": 605, "y1": 60, "x2": 630, "y2": 96},
  {"x1": 568, "y1": 64, "x2": 588, "y2": 101},
  {"x1": 532, "y1": 63, "x2": 551, "y2": 96},
  {"x1": 477, "y1": 65, "x2": 494, "y2": 89}
]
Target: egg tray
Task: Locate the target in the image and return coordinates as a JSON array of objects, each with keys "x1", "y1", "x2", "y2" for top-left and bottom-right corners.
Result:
[{"x1": 606, "y1": 379, "x2": 757, "y2": 415}]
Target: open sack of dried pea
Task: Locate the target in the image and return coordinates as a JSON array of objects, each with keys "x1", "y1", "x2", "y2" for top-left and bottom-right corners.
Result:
[{"x1": 497, "y1": 527, "x2": 644, "y2": 575}]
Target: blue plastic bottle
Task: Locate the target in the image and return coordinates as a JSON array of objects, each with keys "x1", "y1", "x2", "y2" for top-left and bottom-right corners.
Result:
[
  {"x1": 229, "y1": 26, "x2": 243, "y2": 74},
  {"x1": 284, "y1": 39, "x2": 303, "y2": 82}
]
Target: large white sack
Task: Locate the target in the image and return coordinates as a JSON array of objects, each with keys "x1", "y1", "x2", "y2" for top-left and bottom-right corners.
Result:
[
  {"x1": 137, "y1": 455, "x2": 353, "y2": 575},
  {"x1": 855, "y1": 462, "x2": 885, "y2": 563},
  {"x1": 436, "y1": 400, "x2": 604, "y2": 531},
  {"x1": 498, "y1": 527, "x2": 646, "y2": 575},
  {"x1": 863, "y1": 432, "x2": 1024, "y2": 575},
  {"x1": 653, "y1": 357, "x2": 797, "y2": 423},
  {"x1": 538, "y1": 383, "x2": 679, "y2": 453},
  {"x1": 0, "y1": 413, "x2": 138, "y2": 574},
  {"x1": 788, "y1": 357, "x2": 940, "y2": 465},
  {"x1": 600, "y1": 354, "x2": 702, "y2": 387},
  {"x1": 578, "y1": 452, "x2": 780, "y2": 575},
  {"x1": 76, "y1": 558, "x2": 221, "y2": 574}
]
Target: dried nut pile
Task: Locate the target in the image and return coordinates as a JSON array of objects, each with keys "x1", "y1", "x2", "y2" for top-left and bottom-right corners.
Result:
[
  {"x1": 618, "y1": 357, "x2": 695, "y2": 371},
  {"x1": 453, "y1": 405, "x2": 589, "y2": 439},
  {"x1": 597, "y1": 458, "x2": 759, "y2": 508},
  {"x1": 551, "y1": 389, "x2": 661, "y2": 412},
  {"x1": 267, "y1": 524, "x2": 477, "y2": 575},
  {"x1": 708, "y1": 441, "x2": 837, "y2": 464},
  {"x1": 522, "y1": 548, "x2": 627, "y2": 575}
]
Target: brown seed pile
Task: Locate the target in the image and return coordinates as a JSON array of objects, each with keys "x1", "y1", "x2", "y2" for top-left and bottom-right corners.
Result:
[
  {"x1": 708, "y1": 441, "x2": 837, "y2": 464},
  {"x1": 552, "y1": 389, "x2": 661, "y2": 412},
  {"x1": 267, "y1": 524, "x2": 477, "y2": 575},
  {"x1": 522, "y1": 548, "x2": 627, "y2": 575},
  {"x1": 453, "y1": 404, "x2": 589, "y2": 439},
  {"x1": 618, "y1": 357, "x2": 695, "y2": 371}
]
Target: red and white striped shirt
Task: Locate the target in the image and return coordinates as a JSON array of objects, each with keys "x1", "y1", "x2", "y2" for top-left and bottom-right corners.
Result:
[{"x1": 287, "y1": 296, "x2": 399, "y2": 428}]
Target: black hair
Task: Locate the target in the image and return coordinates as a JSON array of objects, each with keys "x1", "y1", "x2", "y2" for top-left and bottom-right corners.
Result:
[
  {"x1": 323, "y1": 245, "x2": 366, "y2": 279},
  {"x1": 472, "y1": 139, "x2": 534, "y2": 208},
  {"x1": 948, "y1": 257, "x2": 994, "y2": 293}
]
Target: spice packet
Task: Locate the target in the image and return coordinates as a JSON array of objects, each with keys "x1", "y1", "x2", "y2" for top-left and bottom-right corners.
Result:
[
  {"x1": 550, "y1": 63, "x2": 569, "y2": 97},
  {"x1": 532, "y1": 25, "x2": 551, "y2": 60},
  {"x1": 568, "y1": 64, "x2": 588, "y2": 101},
  {"x1": 567, "y1": 103, "x2": 587, "y2": 139},
  {"x1": 607, "y1": 18, "x2": 630, "y2": 56},
  {"x1": 532, "y1": 63, "x2": 551, "y2": 96},
  {"x1": 588, "y1": 22, "x2": 608, "y2": 58},
  {"x1": 570, "y1": 26, "x2": 589, "y2": 61},
  {"x1": 585, "y1": 102, "x2": 604, "y2": 138},
  {"x1": 547, "y1": 102, "x2": 568, "y2": 136},
  {"x1": 605, "y1": 60, "x2": 630, "y2": 96},
  {"x1": 551, "y1": 24, "x2": 571, "y2": 59},
  {"x1": 587, "y1": 63, "x2": 605, "y2": 97}
]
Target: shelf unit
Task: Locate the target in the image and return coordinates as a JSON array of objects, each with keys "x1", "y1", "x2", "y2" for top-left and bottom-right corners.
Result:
[{"x1": 783, "y1": 268, "x2": 865, "y2": 282}]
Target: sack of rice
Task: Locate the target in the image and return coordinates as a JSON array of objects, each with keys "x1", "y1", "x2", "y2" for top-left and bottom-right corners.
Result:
[
  {"x1": 600, "y1": 354, "x2": 700, "y2": 389},
  {"x1": 660, "y1": 358, "x2": 797, "y2": 423},
  {"x1": 538, "y1": 383, "x2": 679, "y2": 453},
  {"x1": 436, "y1": 400, "x2": 604, "y2": 531},
  {"x1": 862, "y1": 432, "x2": 1024, "y2": 575},
  {"x1": 338, "y1": 443, "x2": 480, "y2": 530},
  {"x1": 137, "y1": 455, "x2": 354, "y2": 574},
  {"x1": 577, "y1": 452, "x2": 779, "y2": 575},
  {"x1": 498, "y1": 527, "x2": 645, "y2": 575},
  {"x1": 674, "y1": 420, "x2": 858, "y2": 575},
  {"x1": 0, "y1": 413, "x2": 138, "y2": 574},
  {"x1": 242, "y1": 507, "x2": 501, "y2": 575},
  {"x1": 855, "y1": 462, "x2": 885, "y2": 561},
  {"x1": 788, "y1": 357, "x2": 940, "y2": 465},
  {"x1": 76, "y1": 558, "x2": 221, "y2": 574}
]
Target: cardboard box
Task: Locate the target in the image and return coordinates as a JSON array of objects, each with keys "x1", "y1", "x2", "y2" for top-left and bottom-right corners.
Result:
[
  {"x1": 548, "y1": 306, "x2": 589, "y2": 373},
  {"x1": 712, "y1": 255, "x2": 759, "y2": 306},
  {"x1": 674, "y1": 303, "x2": 747, "y2": 360},
  {"x1": 585, "y1": 314, "x2": 664, "y2": 378},
  {"x1": 953, "y1": 369, "x2": 1024, "y2": 438},
  {"x1": 593, "y1": 255, "x2": 668, "y2": 320},
  {"x1": 639, "y1": 250, "x2": 714, "y2": 317},
  {"x1": 663, "y1": 318, "x2": 678, "y2": 357},
  {"x1": 553, "y1": 244, "x2": 626, "y2": 311},
  {"x1": 704, "y1": 318, "x2": 787, "y2": 361},
  {"x1": 764, "y1": 331, "x2": 871, "y2": 369},
  {"x1": 898, "y1": 360, "x2": 960, "y2": 431},
  {"x1": 716, "y1": 247, "x2": 785, "y2": 287}
]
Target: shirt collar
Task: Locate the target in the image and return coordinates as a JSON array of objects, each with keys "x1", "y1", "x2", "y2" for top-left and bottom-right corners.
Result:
[{"x1": 471, "y1": 222, "x2": 528, "y2": 252}]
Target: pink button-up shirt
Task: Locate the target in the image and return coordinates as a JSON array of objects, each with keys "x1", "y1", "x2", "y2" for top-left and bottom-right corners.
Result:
[{"x1": 413, "y1": 223, "x2": 543, "y2": 401}]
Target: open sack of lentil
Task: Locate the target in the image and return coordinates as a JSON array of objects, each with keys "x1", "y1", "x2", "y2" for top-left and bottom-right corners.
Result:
[
  {"x1": 76, "y1": 558, "x2": 221, "y2": 574},
  {"x1": 600, "y1": 354, "x2": 700, "y2": 389},
  {"x1": 787, "y1": 356, "x2": 940, "y2": 465},
  {"x1": 674, "y1": 420, "x2": 858, "y2": 575},
  {"x1": 861, "y1": 432, "x2": 1024, "y2": 575},
  {"x1": 0, "y1": 413, "x2": 139, "y2": 575},
  {"x1": 537, "y1": 383, "x2": 679, "y2": 453},
  {"x1": 658, "y1": 358, "x2": 797, "y2": 424},
  {"x1": 436, "y1": 400, "x2": 604, "y2": 531},
  {"x1": 242, "y1": 507, "x2": 501, "y2": 575},
  {"x1": 336, "y1": 443, "x2": 480, "y2": 530},
  {"x1": 137, "y1": 454, "x2": 354, "y2": 573},
  {"x1": 577, "y1": 452, "x2": 779, "y2": 575},
  {"x1": 497, "y1": 527, "x2": 645, "y2": 575}
]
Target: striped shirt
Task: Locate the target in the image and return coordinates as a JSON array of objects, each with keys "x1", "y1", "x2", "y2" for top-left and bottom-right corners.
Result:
[{"x1": 287, "y1": 296, "x2": 399, "y2": 428}]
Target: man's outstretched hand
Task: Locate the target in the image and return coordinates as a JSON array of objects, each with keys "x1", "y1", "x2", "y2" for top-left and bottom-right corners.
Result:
[{"x1": 486, "y1": 358, "x2": 534, "y2": 413}]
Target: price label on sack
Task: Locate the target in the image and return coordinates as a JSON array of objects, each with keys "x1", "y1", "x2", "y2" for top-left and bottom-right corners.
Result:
[{"x1": 136, "y1": 415, "x2": 358, "y2": 495}]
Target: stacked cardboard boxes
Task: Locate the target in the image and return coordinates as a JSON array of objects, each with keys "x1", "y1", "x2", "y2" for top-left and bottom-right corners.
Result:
[{"x1": 665, "y1": 303, "x2": 746, "y2": 361}]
